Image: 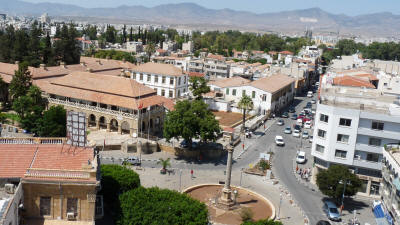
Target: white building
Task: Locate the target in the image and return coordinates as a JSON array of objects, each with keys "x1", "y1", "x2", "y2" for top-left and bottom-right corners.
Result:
[
  {"x1": 311, "y1": 74, "x2": 400, "y2": 197},
  {"x1": 126, "y1": 41, "x2": 143, "y2": 53},
  {"x1": 162, "y1": 41, "x2": 177, "y2": 52},
  {"x1": 182, "y1": 41, "x2": 194, "y2": 53},
  {"x1": 207, "y1": 74, "x2": 295, "y2": 115},
  {"x1": 130, "y1": 62, "x2": 188, "y2": 99},
  {"x1": 40, "y1": 13, "x2": 50, "y2": 24},
  {"x1": 204, "y1": 54, "x2": 230, "y2": 79}
]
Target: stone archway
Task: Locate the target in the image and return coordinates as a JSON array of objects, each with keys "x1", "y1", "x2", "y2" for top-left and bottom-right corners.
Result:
[
  {"x1": 121, "y1": 121, "x2": 130, "y2": 134},
  {"x1": 141, "y1": 121, "x2": 146, "y2": 132},
  {"x1": 150, "y1": 119, "x2": 153, "y2": 130},
  {"x1": 99, "y1": 116, "x2": 107, "y2": 129},
  {"x1": 88, "y1": 114, "x2": 96, "y2": 127},
  {"x1": 110, "y1": 119, "x2": 118, "y2": 132}
]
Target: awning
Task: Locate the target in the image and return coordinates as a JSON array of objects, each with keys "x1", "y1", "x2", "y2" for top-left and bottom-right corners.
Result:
[
  {"x1": 374, "y1": 204, "x2": 385, "y2": 218},
  {"x1": 373, "y1": 203, "x2": 393, "y2": 225}
]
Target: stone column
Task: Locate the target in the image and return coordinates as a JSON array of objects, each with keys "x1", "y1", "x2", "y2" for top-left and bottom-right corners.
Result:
[
  {"x1": 106, "y1": 122, "x2": 111, "y2": 132},
  {"x1": 118, "y1": 124, "x2": 122, "y2": 134},
  {"x1": 220, "y1": 145, "x2": 234, "y2": 208},
  {"x1": 96, "y1": 119, "x2": 100, "y2": 130}
]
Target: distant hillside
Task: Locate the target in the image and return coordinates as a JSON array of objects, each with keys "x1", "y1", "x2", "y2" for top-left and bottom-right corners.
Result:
[{"x1": 1, "y1": 0, "x2": 400, "y2": 36}]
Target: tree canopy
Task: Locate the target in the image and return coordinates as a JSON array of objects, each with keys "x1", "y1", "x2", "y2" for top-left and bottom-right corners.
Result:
[
  {"x1": 238, "y1": 95, "x2": 254, "y2": 131},
  {"x1": 189, "y1": 77, "x2": 210, "y2": 100},
  {"x1": 163, "y1": 100, "x2": 221, "y2": 148},
  {"x1": 316, "y1": 165, "x2": 362, "y2": 202},
  {"x1": 34, "y1": 105, "x2": 66, "y2": 137},
  {"x1": 118, "y1": 187, "x2": 208, "y2": 225}
]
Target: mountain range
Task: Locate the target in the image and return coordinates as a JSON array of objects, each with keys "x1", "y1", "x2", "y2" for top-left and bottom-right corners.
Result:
[{"x1": 1, "y1": 0, "x2": 399, "y2": 36}]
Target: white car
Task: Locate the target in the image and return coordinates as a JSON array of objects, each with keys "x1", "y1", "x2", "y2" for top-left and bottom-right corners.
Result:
[
  {"x1": 284, "y1": 126, "x2": 292, "y2": 134},
  {"x1": 304, "y1": 121, "x2": 312, "y2": 129},
  {"x1": 309, "y1": 135, "x2": 313, "y2": 143},
  {"x1": 296, "y1": 118, "x2": 303, "y2": 127},
  {"x1": 307, "y1": 91, "x2": 313, "y2": 98},
  {"x1": 296, "y1": 151, "x2": 306, "y2": 164},
  {"x1": 275, "y1": 135, "x2": 285, "y2": 146},
  {"x1": 292, "y1": 130, "x2": 300, "y2": 138},
  {"x1": 302, "y1": 131, "x2": 309, "y2": 139},
  {"x1": 277, "y1": 119, "x2": 284, "y2": 126},
  {"x1": 311, "y1": 99, "x2": 316, "y2": 104},
  {"x1": 122, "y1": 156, "x2": 141, "y2": 165}
]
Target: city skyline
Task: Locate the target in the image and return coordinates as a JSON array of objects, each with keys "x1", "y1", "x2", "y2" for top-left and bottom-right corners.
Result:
[{"x1": 21, "y1": 0, "x2": 400, "y2": 16}]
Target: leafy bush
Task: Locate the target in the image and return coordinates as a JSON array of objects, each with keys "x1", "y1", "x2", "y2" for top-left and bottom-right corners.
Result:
[
  {"x1": 258, "y1": 160, "x2": 270, "y2": 171},
  {"x1": 118, "y1": 187, "x2": 208, "y2": 225},
  {"x1": 241, "y1": 219, "x2": 283, "y2": 225},
  {"x1": 240, "y1": 208, "x2": 254, "y2": 222},
  {"x1": 100, "y1": 164, "x2": 140, "y2": 206}
]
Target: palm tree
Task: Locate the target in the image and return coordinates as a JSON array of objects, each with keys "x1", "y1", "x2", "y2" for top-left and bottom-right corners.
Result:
[
  {"x1": 157, "y1": 158, "x2": 171, "y2": 174},
  {"x1": 238, "y1": 95, "x2": 253, "y2": 132}
]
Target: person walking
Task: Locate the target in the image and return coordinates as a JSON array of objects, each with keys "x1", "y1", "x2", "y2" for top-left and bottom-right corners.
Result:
[{"x1": 190, "y1": 169, "x2": 194, "y2": 179}]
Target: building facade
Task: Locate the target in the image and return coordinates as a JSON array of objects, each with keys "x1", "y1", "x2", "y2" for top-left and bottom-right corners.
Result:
[{"x1": 382, "y1": 144, "x2": 400, "y2": 225}]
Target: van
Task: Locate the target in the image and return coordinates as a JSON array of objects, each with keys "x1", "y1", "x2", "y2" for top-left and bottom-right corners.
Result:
[
  {"x1": 296, "y1": 118, "x2": 303, "y2": 126},
  {"x1": 122, "y1": 156, "x2": 141, "y2": 166}
]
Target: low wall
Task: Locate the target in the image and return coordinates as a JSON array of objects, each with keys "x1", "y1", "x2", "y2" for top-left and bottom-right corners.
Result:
[{"x1": 158, "y1": 143, "x2": 225, "y2": 160}]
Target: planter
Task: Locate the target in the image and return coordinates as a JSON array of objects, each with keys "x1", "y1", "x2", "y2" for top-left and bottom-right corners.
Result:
[{"x1": 160, "y1": 169, "x2": 167, "y2": 174}]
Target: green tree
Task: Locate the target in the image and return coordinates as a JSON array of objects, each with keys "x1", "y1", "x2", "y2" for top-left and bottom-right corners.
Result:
[
  {"x1": 42, "y1": 32, "x2": 54, "y2": 65},
  {"x1": 238, "y1": 95, "x2": 253, "y2": 132},
  {"x1": 241, "y1": 219, "x2": 283, "y2": 225},
  {"x1": 12, "y1": 96, "x2": 32, "y2": 121},
  {"x1": 12, "y1": 29, "x2": 29, "y2": 63},
  {"x1": 164, "y1": 100, "x2": 221, "y2": 148},
  {"x1": 118, "y1": 187, "x2": 208, "y2": 225},
  {"x1": 9, "y1": 63, "x2": 32, "y2": 100},
  {"x1": 27, "y1": 21, "x2": 42, "y2": 67},
  {"x1": 0, "y1": 76, "x2": 8, "y2": 105},
  {"x1": 144, "y1": 42, "x2": 155, "y2": 61},
  {"x1": 35, "y1": 105, "x2": 66, "y2": 137},
  {"x1": 0, "y1": 113, "x2": 6, "y2": 124},
  {"x1": 157, "y1": 158, "x2": 171, "y2": 173},
  {"x1": 316, "y1": 165, "x2": 362, "y2": 202},
  {"x1": 0, "y1": 25, "x2": 15, "y2": 63},
  {"x1": 189, "y1": 77, "x2": 210, "y2": 100},
  {"x1": 100, "y1": 164, "x2": 140, "y2": 207}
]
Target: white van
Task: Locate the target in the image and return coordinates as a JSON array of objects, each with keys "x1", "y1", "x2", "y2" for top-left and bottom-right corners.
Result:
[{"x1": 296, "y1": 118, "x2": 303, "y2": 126}]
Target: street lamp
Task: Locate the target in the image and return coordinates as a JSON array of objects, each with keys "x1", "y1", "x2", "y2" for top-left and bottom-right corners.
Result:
[
  {"x1": 239, "y1": 168, "x2": 244, "y2": 187},
  {"x1": 179, "y1": 169, "x2": 182, "y2": 192},
  {"x1": 277, "y1": 194, "x2": 283, "y2": 220},
  {"x1": 339, "y1": 179, "x2": 351, "y2": 213}
]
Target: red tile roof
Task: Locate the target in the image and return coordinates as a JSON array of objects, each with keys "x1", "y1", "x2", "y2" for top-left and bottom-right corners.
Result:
[
  {"x1": 188, "y1": 72, "x2": 205, "y2": 78},
  {"x1": 333, "y1": 76, "x2": 376, "y2": 88},
  {"x1": 279, "y1": 51, "x2": 294, "y2": 55}
]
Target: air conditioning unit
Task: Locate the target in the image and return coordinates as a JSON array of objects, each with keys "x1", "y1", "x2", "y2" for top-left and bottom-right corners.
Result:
[
  {"x1": 67, "y1": 212, "x2": 76, "y2": 220},
  {"x1": 5, "y1": 183, "x2": 15, "y2": 194}
]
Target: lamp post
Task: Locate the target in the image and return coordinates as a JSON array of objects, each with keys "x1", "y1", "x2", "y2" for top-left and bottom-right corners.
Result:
[
  {"x1": 277, "y1": 194, "x2": 283, "y2": 219},
  {"x1": 340, "y1": 179, "x2": 350, "y2": 213},
  {"x1": 239, "y1": 168, "x2": 243, "y2": 187}
]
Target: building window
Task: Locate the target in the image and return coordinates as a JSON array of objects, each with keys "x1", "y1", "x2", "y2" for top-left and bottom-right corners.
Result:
[
  {"x1": 316, "y1": 144, "x2": 325, "y2": 153},
  {"x1": 169, "y1": 91, "x2": 173, "y2": 98},
  {"x1": 252, "y1": 91, "x2": 255, "y2": 98},
  {"x1": 147, "y1": 74, "x2": 151, "y2": 82},
  {"x1": 178, "y1": 77, "x2": 181, "y2": 85},
  {"x1": 161, "y1": 89, "x2": 165, "y2": 97},
  {"x1": 67, "y1": 198, "x2": 78, "y2": 216},
  {"x1": 170, "y1": 78, "x2": 174, "y2": 85},
  {"x1": 232, "y1": 89, "x2": 237, "y2": 96},
  {"x1": 242, "y1": 90, "x2": 246, "y2": 97},
  {"x1": 368, "y1": 138, "x2": 381, "y2": 146},
  {"x1": 162, "y1": 76, "x2": 166, "y2": 84},
  {"x1": 335, "y1": 149, "x2": 347, "y2": 159},
  {"x1": 317, "y1": 129, "x2": 326, "y2": 138},
  {"x1": 337, "y1": 134, "x2": 349, "y2": 143},
  {"x1": 226, "y1": 88, "x2": 229, "y2": 95},
  {"x1": 184, "y1": 76, "x2": 186, "y2": 84},
  {"x1": 366, "y1": 153, "x2": 380, "y2": 162},
  {"x1": 320, "y1": 114, "x2": 329, "y2": 123},
  {"x1": 132, "y1": 73, "x2": 136, "y2": 80},
  {"x1": 139, "y1": 73, "x2": 143, "y2": 81},
  {"x1": 372, "y1": 121, "x2": 384, "y2": 130},
  {"x1": 262, "y1": 94, "x2": 266, "y2": 102},
  {"x1": 370, "y1": 181, "x2": 380, "y2": 195},
  {"x1": 339, "y1": 118, "x2": 352, "y2": 127},
  {"x1": 154, "y1": 75, "x2": 158, "y2": 83},
  {"x1": 40, "y1": 197, "x2": 51, "y2": 216}
]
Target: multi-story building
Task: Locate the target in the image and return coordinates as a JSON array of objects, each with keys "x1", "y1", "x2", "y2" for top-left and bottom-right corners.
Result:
[
  {"x1": 0, "y1": 138, "x2": 101, "y2": 225},
  {"x1": 188, "y1": 59, "x2": 204, "y2": 73},
  {"x1": 381, "y1": 144, "x2": 400, "y2": 225},
  {"x1": 162, "y1": 41, "x2": 177, "y2": 52},
  {"x1": 311, "y1": 72, "x2": 400, "y2": 197},
  {"x1": 130, "y1": 62, "x2": 188, "y2": 99},
  {"x1": 126, "y1": 41, "x2": 143, "y2": 53},
  {"x1": 204, "y1": 54, "x2": 230, "y2": 79},
  {"x1": 182, "y1": 41, "x2": 194, "y2": 53}
]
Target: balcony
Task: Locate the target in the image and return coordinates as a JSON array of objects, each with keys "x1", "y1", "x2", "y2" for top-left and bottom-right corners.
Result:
[
  {"x1": 0, "y1": 137, "x2": 67, "y2": 144},
  {"x1": 25, "y1": 168, "x2": 91, "y2": 180},
  {"x1": 48, "y1": 98, "x2": 138, "y2": 119},
  {"x1": 353, "y1": 158, "x2": 382, "y2": 170},
  {"x1": 358, "y1": 127, "x2": 400, "y2": 140},
  {"x1": 355, "y1": 143, "x2": 383, "y2": 154}
]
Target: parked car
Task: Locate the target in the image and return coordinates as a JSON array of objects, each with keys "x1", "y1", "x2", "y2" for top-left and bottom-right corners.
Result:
[
  {"x1": 291, "y1": 114, "x2": 298, "y2": 120},
  {"x1": 296, "y1": 118, "x2": 303, "y2": 127},
  {"x1": 281, "y1": 112, "x2": 289, "y2": 118},
  {"x1": 292, "y1": 130, "x2": 300, "y2": 138},
  {"x1": 307, "y1": 91, "x2": 313, "y2": 98},
  {"x1": 277, "y1": 119, "x2": 284, "y2": 126},
  {"x1": 122, "y1": 156, "x2": 141, "y2": 166},
  {"x1": 296, "y1": 151, "x2": 306, "y2": 164},
  {"x1": 311, "y1": 99, "x2": 316, "y2": 104},
  {"x1": 309, "y1": 135, "x2": 313, "y2": 143},
  {"x1": 284, "y1": 126, "x2": 292, "y2": 134},
  {"x1": 323, "y1": 200, "x2": 341, "y2": 221},
  {"x1": 275, "y1": 135, "x2": 285, "y2": 146},
  {"x1": 304, "y1": 121, "x2": 312, "y2": 129},
  {"x1": 289, "y1": 107, "x2": 296, "y2": 113},
  {"x1": 293, "y1": 124, "x2": 302, "y2": 132},
  {"x1": 316, "y1": 220, "x2": 331, "y2": 225},
  {"x1": 302, "y1": 131, "x2": 309, "y2": 139}
]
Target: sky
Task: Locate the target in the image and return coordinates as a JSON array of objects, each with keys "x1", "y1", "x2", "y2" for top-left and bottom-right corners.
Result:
[{"x1": 22, "y1": 0, "x2": 400, "y2": 15}]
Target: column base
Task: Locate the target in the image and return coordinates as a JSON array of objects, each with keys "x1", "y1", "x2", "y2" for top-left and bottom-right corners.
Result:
[{"x1": 219, "y1": 188, "x2": 235, "y2": 209}]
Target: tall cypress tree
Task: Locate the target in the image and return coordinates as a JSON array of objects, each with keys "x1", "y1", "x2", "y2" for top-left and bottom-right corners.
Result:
[
  {"x1": 0, "y1": 25, "x2": 15, "y2": 63},
  {"x1": 42, "y1": 32, "x2": 53, "y2": 65},
  {"x1": 28, "y1": 20, "x2": 42, "y2": 67},
  {"x1": 129, "y1": 27, "x2": 133, "y2": 42},
  {"x1": 9, "y1": 62, "x2": 32, "y2": 100}
]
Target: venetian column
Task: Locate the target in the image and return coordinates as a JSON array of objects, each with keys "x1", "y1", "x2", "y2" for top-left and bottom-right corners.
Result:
[{"x1": 220, "y1": 144, "x2": 234, "y2": 207}]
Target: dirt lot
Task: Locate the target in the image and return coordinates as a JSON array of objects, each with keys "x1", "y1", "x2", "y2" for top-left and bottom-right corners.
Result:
[{"x1": 212, "y1": 111, "x2": 251, "y2": 128}]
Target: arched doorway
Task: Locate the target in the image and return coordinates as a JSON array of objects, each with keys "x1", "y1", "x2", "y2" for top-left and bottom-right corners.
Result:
[
  {"x1": 88, "y1": 114, "x2": 96, "y2": 127},
  {"x1": 150, "y1": 119, "x2": 153, "y2": 130},
  {"x1": 110, "y1": 119, "x2": 118, "y2": 132},
  {"x1": 99, "y1": 116, "x2": 107, "y2": 129},
  {"x1": 141, "y1": 121, "x2": 146, "y2": 132},
  {"x1": 121, "y1": 121, "x2": 130, "y2": 134}
]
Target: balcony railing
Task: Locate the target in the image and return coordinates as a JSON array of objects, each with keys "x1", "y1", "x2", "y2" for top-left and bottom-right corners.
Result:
[
  {"x1": 48, "y1": 97, "x2": 138, "y2": 119},
  {"x1": 25, "y1": 168, "x2": 91, "y2": 180},
  {"x1": 0, "y1": 137, "x2": 67, "y2": 144}
]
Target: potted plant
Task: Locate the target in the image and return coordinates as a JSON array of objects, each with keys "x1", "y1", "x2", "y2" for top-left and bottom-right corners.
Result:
[{"x1": 157, "y1": 158, "x2": 171, "y2": 174}]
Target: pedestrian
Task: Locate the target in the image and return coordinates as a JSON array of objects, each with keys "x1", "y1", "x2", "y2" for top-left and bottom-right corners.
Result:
[
  {"x1": 296, "y1": 165, "x2": 299, "y2": 173},
  {"x1": 190, "y1": 169, "x2": 194, "y2": 179},
  {"x1": 299, "y1": 168, "x2": 302, "y2": 175}
]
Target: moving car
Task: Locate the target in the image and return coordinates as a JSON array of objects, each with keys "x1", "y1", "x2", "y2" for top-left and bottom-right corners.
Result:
[
  {"x1": 292, "y1": 129, "x2": 300, "y2": 138},
  {"x1": 307, "y1": 91, "x2": 313, "y2": 98},
  {"x1": 275, "y1": 135, "x2": 285, "y2": 146},
  {"x1": 281, "y1": 112, "x2": 289, "y2": 118},
  {"x1": 296, "y1": 151, "x2": 306, "y2": 164},
  {"x1": 311, "y1": 99, "x2": 316, "y2": 104},
  {"x1": 122, "y1": 156, "x2": 141, "y2": 166},
  {"x1": 302, "y1": 131, "x2": 309, "y2": 139},
  {"x1": 277, "y1": 119, "x2": 284, "y2": 126},
  {"x1": 284, "y1": 126, "x2": 292, "y2": 134},
  {"x1": 323, "y1": 200, "x2": 341, "y2": 221},
  {"x1": 304, "y1": 121, "x2": 312, "y2": 129}
]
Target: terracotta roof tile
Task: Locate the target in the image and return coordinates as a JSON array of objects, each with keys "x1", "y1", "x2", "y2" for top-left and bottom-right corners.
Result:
[
  {"x1": 207, "y1": 53, "x2": 225, "y2": 61},
  {"x1": 188, "y1": 72, "x2": 205, "y2": 78},
  {"x1": 131, "y1": 62, "x2": 184, "y2": 76},
  {"x1": 209, "y1": 76, "x2": 250, "y2": 88},
  {"x1": 279, "y1": 51, "x2": 294, "y2": 55},
  {"x1": 333, "y1": 76, "x2": 376, "y2": 88}
]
